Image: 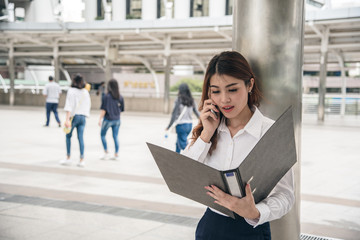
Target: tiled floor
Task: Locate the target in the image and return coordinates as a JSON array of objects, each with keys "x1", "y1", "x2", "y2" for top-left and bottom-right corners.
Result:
[{"x1": 0, "y1": 106, "x2": 359, "y2": 240}]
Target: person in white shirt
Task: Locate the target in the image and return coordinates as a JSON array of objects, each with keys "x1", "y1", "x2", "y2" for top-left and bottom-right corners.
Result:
[
  {"x1": 43, "y1": 76, "x2": 62, "y2": 127},
  {"x1": 183, "y1": 51, "x2": 295, "y2": 240},
  {"x1": 60, "y1": 74, "x2": 91, "y2": 167}
]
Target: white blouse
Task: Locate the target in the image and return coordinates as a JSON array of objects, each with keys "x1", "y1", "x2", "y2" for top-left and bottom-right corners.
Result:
[
  {"x1": 183, "y1": 107, "x2": 295, "y2": 227},
  {"x1": 64, "y1": 88, "x2": 91, "y2": 117}
]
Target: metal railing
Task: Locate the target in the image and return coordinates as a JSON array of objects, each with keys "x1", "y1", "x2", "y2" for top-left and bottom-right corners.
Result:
[{"x1": 303, "y1": 94, "x2": 360, "y2": 116}]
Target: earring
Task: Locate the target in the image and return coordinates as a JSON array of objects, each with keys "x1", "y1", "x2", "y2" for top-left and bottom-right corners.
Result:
[{"x1": 249, "y1": 91, "x2": 252, "y2": 95}]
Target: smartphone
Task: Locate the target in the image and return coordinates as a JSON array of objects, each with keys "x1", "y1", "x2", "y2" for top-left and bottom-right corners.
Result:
[
  {"x1": 210, "y1": 108, "x2": 218, "y2": 119},
  {"x1": 208, "y1": 90, "x2": 219, "y2": 119}
]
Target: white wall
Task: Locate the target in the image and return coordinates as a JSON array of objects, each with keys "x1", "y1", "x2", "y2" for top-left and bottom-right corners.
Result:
[
  {"x1": 174, "y1": 0, "x2": 190, "y2": 19},
  {"x1": 142, "y1": 0, "x2": 157, "y2": 20},
  {"x1": 112, "y1": 0, "x2": 127, "y2": 21},
  {"x1": 209, "y1": 0, "x2": 226, "y2": 17},
  {"x1": 24, "y1": 0, "x2": 56, "y2": 22}
]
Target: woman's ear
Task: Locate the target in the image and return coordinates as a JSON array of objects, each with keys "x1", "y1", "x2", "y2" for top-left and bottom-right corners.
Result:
[{"x1": 248, "y1": 78, "x2": 255, "y2": 92}]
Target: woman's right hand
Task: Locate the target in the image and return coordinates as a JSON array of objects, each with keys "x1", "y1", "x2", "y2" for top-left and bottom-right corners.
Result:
[
  {"x1": 65, "y1": 119, "x2": 71, "y2": 128},
  {"x1": 199, "y1": 99, "x2": 220, "y2": 143}
]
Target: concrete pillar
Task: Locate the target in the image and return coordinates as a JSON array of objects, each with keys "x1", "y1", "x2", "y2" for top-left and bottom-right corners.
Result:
[
  {"x1": 8, "y1": 44, "x2": 15, "y2": 106},
  {"x1": 318, "y1": 51, "x2": 328, "y2": 121},
  {"x1": 209, "y1": 0, "x2": 226, "y2": 17},
  {"x1": 333, "y1": 52, "x2": 346, "y2": 117},
  {"x1": 318, "y1": 27, "x2": 329, "y2": 122},
  {"x1": 112, "y1": 0, "x2": 126, "y2": 21},
  {"x1": 174, "y1": 0, "x2": 190, "y2": 19},
  {"x1": 165, "y1": 2, "x2": 173, "y2": 19},
  {"x1": 142, "y1": 0, "x2": 157, "y2": 20},
  {"x1": 233, "y1": 1, "x2": 303, "y2": 239},
  {"x1": 53, "y1": 44, "x2": 60, "y2": 83},
  {"x1": 104, "y1": 59, "x2": 112, "y2": 83},
  {"x1": 104, "y1": 40, "x2": 113, "y2": 83},
  {"x1": 164, "y1": 55, "x2": 171, "y2": 114},
  {"x1": 84, "y1": 0, "x2": 97, "y2": 21},
  {"x1": 24, "y1": 0, "x2": 55, "y2": 22}
]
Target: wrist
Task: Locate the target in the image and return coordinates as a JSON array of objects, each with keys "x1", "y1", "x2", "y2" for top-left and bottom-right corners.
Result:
[
  {"x1": 251, "y1": 207, "x2": 260, "y2": 220},
  {"x1": 200, "y1": 131, "x2": 212, "y2": 143}
]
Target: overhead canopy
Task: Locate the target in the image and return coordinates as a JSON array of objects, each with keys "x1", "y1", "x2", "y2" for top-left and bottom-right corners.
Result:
[{"x1": 0, "y1": 8, "x2": 359, "y2": 73}]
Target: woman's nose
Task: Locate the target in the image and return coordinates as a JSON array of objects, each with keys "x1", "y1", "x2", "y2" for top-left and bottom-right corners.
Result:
[{"x1": 220, "y1": 92, "x2": 230, "y2": 103}]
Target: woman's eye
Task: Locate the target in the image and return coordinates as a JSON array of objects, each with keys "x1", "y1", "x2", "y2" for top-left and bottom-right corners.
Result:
[
  {"x1": 211, "y1": 91, "x2": 220, "y2": 94},
  {"x1": 229, "y1": 89, "x2": 238, "y2": 92}
]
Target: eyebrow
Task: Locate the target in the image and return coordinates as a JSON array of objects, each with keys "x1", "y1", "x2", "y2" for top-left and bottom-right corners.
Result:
[{"x1": 209, "y1": 83, "x2": 239, "y2": 88}]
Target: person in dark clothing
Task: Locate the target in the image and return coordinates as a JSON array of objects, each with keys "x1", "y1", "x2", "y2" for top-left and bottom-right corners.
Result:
[
  {"x1": 98, "y1": 79, "x2": 125, "y2": 160},
  {"x1": 166, "y1": 83, "x2": 200, "y2": 153},
  {"x1": 96, "y1": 81, "x2": 106, "y2": 102}
]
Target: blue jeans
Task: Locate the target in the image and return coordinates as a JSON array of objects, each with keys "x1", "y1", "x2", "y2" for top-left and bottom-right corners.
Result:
[
  {"x1": 45, "y1": 102, "x2": 60, "y2": 126},
  {"x1": 175, "y1": 123, "x2": 192, "y2": 153},
  {"x1": 66, "y1": 115, "x2": 86, "y2": 159},
  {"x1": 101, "y1": 119, "x2": 121, "y2": 153}
]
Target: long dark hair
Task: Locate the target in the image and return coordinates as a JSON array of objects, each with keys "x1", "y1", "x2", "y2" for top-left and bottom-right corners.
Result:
[
  {"x1": 178, "y1": 83, "x2": 194, "y2": 107},
  {"x1": 191, "y1": 51, "x2": 262, "y2": 153},
  {"x1": 107, "y1": 79, "x2": 120, "y2": 99},
  {"x1": 71, "y1": 74, "x2": 85, "y2": 89}
]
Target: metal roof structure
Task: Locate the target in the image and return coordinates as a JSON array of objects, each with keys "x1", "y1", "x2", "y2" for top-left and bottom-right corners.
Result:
[{"x1": 0, "y1": 7, "x2": 359, "y2": 74}]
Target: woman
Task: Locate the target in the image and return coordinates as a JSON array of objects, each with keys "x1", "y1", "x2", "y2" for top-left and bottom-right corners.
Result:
[
  {"x1": 183, "y1": 51, "x2": 294, "y2": 239},
  {"x1": 166, "y1": 83, "x2": 200, "y2": 153},
  {"x1": 98, "y1": 79, "x2": 125, "y2": 160},
  {"x1": 61, "y1": 74, "x2": 91, "y2": 167}
]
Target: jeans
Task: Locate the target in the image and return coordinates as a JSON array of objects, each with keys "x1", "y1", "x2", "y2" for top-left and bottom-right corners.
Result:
[
  {"x1": 45, "y1": 102, "x2": 60, "y2": 126},
  {"x1": 175, "y1": 123, "x2": 192, "y2": 153},
  {"x1": 101, "y1": 119, "x2": 121, "y2": 153},
  {"x1": 66, "y1": 115, "x2": 86, "y2": 159}
]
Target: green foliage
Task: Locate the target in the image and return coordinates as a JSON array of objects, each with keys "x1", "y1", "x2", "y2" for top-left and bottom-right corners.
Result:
[
  {"x1": 95, "y1": 16, "x2": 104, "y2": 20},
  {"x1": 126, "y1": 14, "x2": 140, "y2": 19},
  {"x1": 170, "y1": 78, "x2": 203, "y2": 93}
]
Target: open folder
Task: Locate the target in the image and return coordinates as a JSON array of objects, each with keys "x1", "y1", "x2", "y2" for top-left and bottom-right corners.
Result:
[{"x1": 147, "y1": 106, "x2": 297, "y2": 219}]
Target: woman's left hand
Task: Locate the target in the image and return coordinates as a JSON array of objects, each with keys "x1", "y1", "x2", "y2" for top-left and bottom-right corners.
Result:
[{"x1": 205, "y1": 184, "x2": 260, "y2": 220}]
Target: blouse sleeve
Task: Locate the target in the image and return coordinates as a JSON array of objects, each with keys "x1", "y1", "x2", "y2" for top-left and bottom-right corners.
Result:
[
  {"x1": 166, "y1": 98, "x2": 180, "y2": 129},
  {"x1": 182, "y1": 137, "x2": 212, "y2": 163},
  {"x1": 120, "y1": 96, "x2": 125, "y2": 112},
  {"x1": 100, "y1": 94, "x2": 107, "y2": 111},
  {"x1": 245, "y1": 168, "x2": 295, "y2": 227},
  {"x1": 64, "y1": 90, "x2": 75, "y2": 113}
]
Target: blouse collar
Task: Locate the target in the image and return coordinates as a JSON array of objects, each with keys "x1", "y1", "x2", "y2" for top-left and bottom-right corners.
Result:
[{"x1": 217, "y1": 106, "x2": 263, "y2": 139}]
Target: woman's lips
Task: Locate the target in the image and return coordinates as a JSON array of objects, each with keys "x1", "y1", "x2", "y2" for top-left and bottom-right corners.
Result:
[{"x1": 222, "y1": 106, "x2": 234, "y2": 113}]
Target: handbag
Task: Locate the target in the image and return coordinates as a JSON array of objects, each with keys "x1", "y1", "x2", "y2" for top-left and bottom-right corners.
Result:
[{"x1": 63, "y1": 117, "x2": 73, "y2": 134}]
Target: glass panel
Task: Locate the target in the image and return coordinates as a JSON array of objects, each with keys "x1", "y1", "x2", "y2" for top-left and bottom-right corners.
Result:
[
  {"x1": 127, "y1": 0, "x2": 142, "y2": 19},
  {"x1": 158, "y1": 0, "x2": 174, "y2": 19},
  {"x1": 191, "y1": 0, "x2": 209, "y2": 17},
  {"x1": 226, "y1": 0, "x2": 233, "y2": 15}
]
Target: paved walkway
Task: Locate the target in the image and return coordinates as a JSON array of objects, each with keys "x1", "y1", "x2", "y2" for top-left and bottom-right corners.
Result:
[{"x1": 0, "y1": 105, "x2": 359, "y2": 240}]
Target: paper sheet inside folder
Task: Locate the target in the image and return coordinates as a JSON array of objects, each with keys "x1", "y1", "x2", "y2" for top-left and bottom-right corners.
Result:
[{"x1": 224, "y1": 172, "x2": 242, "y2": 198}]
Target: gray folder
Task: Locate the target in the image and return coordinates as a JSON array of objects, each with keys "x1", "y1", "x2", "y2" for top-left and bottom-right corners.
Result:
[{"x1": 147, "y1": 106, "x2": 297, "y2": 219}]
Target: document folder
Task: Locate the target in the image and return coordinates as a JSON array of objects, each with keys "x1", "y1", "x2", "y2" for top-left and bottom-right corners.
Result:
[{"x1": 147, "y1": 106, "x2": 297, "y2": 219}]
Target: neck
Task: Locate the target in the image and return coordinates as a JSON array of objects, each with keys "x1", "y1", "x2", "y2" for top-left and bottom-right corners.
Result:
[{"x1": 226, "y1": 106, "x2": 253, "y2": 129}]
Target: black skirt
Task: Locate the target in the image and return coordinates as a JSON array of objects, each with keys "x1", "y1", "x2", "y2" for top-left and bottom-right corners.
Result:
[{"x1": 195, "y1": 208, "x2": 271, "y2": 240}]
